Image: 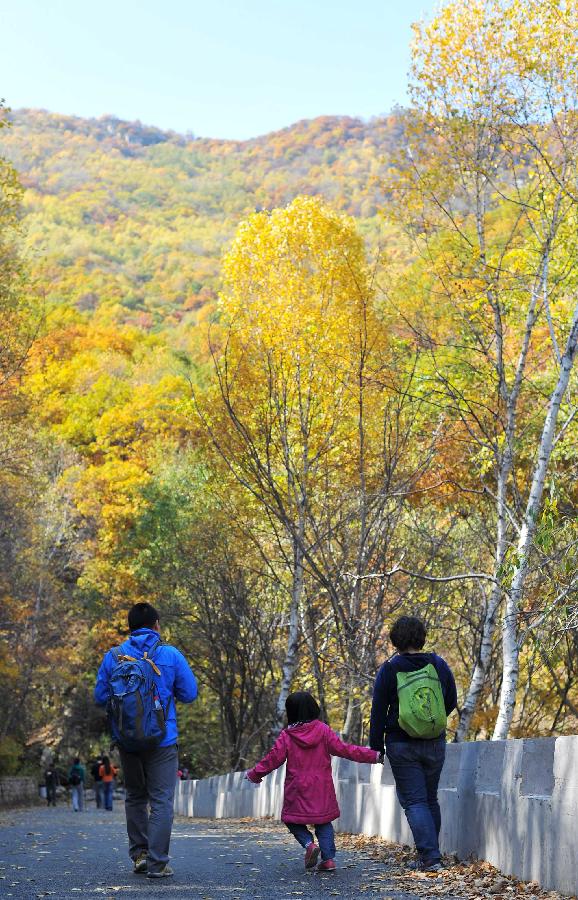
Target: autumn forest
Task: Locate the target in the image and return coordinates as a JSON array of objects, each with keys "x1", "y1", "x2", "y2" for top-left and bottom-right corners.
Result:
[{"x1": 2, "y1": 0, "x2": 578, "y2": 776}]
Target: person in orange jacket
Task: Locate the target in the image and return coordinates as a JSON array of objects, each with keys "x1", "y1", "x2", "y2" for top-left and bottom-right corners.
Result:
[{"x1": 99, "y1": 755, "x2": 119, "y2": 811}]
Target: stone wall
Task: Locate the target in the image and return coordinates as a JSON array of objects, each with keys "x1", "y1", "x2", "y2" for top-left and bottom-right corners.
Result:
[
  {"x1": 0, "y1": 776, "x2": 39, "y2": 807},
  {"x1": 174, "y1": 735, "x2": 578, "y2": 896}
]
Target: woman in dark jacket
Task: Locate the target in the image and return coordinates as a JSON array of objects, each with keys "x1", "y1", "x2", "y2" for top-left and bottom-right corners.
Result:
[{"x1": 370, "y1": 616, "x2": 457, "y2": 873}]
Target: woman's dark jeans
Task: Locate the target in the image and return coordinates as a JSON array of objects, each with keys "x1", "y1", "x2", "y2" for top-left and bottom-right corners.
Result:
[
  {"x1": 103, "y1": 781, "x2": 114, "y2": 811},
  {"x1": 386, "y1": 737, "x2": 446, "y2": 866}
]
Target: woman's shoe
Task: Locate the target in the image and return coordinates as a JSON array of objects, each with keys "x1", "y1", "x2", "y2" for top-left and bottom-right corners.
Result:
[
  {"x1": 317, "y1": 859, "x2": 336, "y2": 872},
  {"x1": 406, "y1": 858, "x2": 422, "y2": 871},
  {"x1": 422, "y1": 862, "x2": 444, "y2": 873},
  {"x1": 304, "y1": 842, "x2": 320, "y2": 869},
  {"x1": 133, "y1": 852, "x2": 147, "y2": 874},
  {"x1": 147, "y1": 864, "x2": 174, "y2": 879}
]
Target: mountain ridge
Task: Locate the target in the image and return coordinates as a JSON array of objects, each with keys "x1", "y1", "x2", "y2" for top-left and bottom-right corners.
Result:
[
  {"x1": 7, "y1": 106, "x2": 402, "y2": 147},
  {"x1": 0, "y1": 108, "x2": 400, "y2": 329}
]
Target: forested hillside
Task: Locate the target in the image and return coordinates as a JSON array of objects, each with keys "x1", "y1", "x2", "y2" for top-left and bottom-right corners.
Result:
[
  {"x1": 2, "y1": 0, "x2": 578, "y2": 781},
  {"x1": 0, "y1": 109, "x2": 399, "y2": 328}
]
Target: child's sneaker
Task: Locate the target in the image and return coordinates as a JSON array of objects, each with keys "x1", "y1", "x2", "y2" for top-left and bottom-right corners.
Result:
[
  {"x1": 304, "y1": 842, "x2": 320, "y2": 869},
  {"x1": 317, "y1": 859, "x2": 336, "y2": 872}
]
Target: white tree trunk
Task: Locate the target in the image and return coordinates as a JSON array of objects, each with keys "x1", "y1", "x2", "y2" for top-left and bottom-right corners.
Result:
[
  {"x1": 271, "y1": 530, "x2": 304, "y2": 736},
  {"x1": 492, "y1": 302, "x2": 578, "y2": 740},
  {"x1": 456, "y1": 574, "x2": 503, "y2": 739},
  {"x1": 299, "y1": 598, "x2": 328, "y2": 721},
  {"x1": 342, "y1": 675, "x2": 359, "y2": 741},
  {"x1": 458, "y1": 252, "x2": 553, "y2": 740},
  {"x1": 457, "y1": 446, "x2": 513, "y2": 740}
]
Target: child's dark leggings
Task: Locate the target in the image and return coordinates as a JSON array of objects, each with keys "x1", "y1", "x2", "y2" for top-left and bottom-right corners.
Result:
[{"x1": 286, "y1": 822, "x2": 336, "y2": 860}]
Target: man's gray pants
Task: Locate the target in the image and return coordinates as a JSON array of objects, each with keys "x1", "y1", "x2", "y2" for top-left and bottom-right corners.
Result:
[{"x1": 119, "y1": 744, "x2": 178, "y2": 874}]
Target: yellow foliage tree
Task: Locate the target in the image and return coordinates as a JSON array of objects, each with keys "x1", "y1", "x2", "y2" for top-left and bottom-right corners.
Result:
[{"x1": 198, "y1": 196, "x2": 438, "y2": 736}]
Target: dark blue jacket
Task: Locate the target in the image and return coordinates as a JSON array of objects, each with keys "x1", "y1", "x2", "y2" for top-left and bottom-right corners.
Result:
[
  {"x1": 369, "y1": 651, "x2": 457, "y2": 751},
  {"x1": 94, "y1": 628, "x2": 198, "y2": 747}
]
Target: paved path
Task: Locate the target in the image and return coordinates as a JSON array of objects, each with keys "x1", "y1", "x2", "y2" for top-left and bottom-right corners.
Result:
[{"x1": 0, "y1": 806, "x2": 456, "y2": 900}]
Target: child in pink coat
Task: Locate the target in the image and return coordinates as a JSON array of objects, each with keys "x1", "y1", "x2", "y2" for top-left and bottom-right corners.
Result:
[{"x1": 246, "y1": 691, "x2": 382, "y2": 872}]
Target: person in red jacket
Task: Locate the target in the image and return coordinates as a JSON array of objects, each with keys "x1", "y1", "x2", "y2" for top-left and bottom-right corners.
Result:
[{"x1": 246, "y1": 691, "x2": 382, "y2": 872}]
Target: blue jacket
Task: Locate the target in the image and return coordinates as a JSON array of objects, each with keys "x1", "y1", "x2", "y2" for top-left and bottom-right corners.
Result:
[
  {"x1": 94, "y1": 628, "x2": 198, "y2": 747},
  {"x1": 369, "y1": 651, "x2": 457, "y2": 750}
]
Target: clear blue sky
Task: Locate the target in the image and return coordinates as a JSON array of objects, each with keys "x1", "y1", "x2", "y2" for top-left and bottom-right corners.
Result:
[{"x1": 0, "y1": 0, "x2": 436, "y2": 140}]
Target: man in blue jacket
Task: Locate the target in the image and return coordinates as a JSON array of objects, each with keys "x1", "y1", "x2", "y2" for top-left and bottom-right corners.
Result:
[
  {"x1": 95, "y1": 602, "x2": 197, "y2": 879},
  {"x1": 369, "y1": 615, "x2": 457, "y2": 873}
]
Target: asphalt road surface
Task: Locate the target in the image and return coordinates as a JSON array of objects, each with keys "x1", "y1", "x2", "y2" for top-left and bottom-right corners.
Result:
[{"x1": 0, "y1": 805, "x2": 457, "y2": 900}]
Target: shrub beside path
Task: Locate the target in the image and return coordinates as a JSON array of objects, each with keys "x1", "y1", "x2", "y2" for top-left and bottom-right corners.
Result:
[{"x1": 0, "y1": 807, "x2": 571, "y2": 900}]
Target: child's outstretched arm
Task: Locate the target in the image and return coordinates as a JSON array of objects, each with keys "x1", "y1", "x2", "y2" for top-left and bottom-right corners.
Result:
[
  {"x1": 325, "y1": 727, "x2": 381, "y2": 764},
  {"x1": 246, "y1": 732, "x2": 288, "y2": 783}
]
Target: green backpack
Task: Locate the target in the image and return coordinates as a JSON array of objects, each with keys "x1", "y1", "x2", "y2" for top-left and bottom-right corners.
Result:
[{"x1": 396, "y1": 663, "x2": 447, "y2": 739}]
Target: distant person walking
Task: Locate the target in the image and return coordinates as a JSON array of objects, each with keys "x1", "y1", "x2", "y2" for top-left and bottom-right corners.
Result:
[
  {"x1": 369, "y1": 615, "x2": 457, "y2": 873},
  {"x1": 91, "y1": 756, "x2": 104, "y2": 808},
  {"x1": 68, "y1": 758, "x2": 85, "y2": 812},
  {"x1": 95, "y1": 602, "x2": 198, "y2": 879},
  {"x1": 246, "y1": 691, "x2": 382, "y2": 872},
  {"x1": 99, "y1": 756, "x2": 118, "y2": 811},
  {"x1": 44, "y1": 765, "x2": 59, "y2": 807}
]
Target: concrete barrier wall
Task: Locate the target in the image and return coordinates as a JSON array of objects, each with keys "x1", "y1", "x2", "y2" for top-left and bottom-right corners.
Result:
[
  {"x1": 0, "y1": 776, "x2": 39, "y2": 807},
  {"x1": 175, "y1": 735, "x2": 578, "y2": 896}
]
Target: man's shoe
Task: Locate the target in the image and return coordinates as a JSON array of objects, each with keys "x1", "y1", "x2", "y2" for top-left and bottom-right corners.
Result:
[
  {"x1": 147, "y1": 864, "x2": 174, "y2": 879},
  {"x1": 304, "y1": 842, "x2": 320, "y2": 869},
  {"x1": 317, "y1": 859, "x2": 336, "y2": 872},
  {"x1": 133, "y1": 852, "x2": 147, "y2": 874},
  {"x1": 422, "y1": 862, "x2": 444, "y2": 873}
]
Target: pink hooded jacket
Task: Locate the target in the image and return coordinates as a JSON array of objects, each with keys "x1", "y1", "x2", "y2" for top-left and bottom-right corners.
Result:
[{"x1": 247, "y1": 720, "x2": 380, "y2": 824}]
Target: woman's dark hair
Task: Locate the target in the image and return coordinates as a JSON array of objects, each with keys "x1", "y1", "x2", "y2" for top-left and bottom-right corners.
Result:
[
  {"x1": 128, "y1": 602, "x2": 159, "y2": 632},
  {"x1": 102, "y1": 755, "x2": 112, "y2": 775},
  {"x1": 73, "y1": 757, "x2": 80, "y2": 765},
  {"x1": 389, "y1": 615, "x2": 427, "y2": 652},
  {"x1": 285, "y1": 691, "x2": 321, "y2": 725}
]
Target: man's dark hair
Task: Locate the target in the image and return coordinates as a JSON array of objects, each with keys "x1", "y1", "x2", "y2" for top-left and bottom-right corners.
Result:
[
  {"x1": 73, "y1": 757, "x2": 80, "y2": 765},
  {"x1": 286, "y1": 691, "x2": 321, "y2": 725},
  {"x1": 389, "y1": 615, "x2": 427, "y2": 652},
  {"x1": 128, "y1": 602, "x2": 159, "y2": 632}
]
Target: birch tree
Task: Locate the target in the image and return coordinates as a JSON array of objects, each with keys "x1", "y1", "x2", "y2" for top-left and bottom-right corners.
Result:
[
  {"x1": 494, "y1": 304, "x2": 578, "y2": 736},
  {"x1": 404, "y1": 0, "x2": 578, "y2": 739}
]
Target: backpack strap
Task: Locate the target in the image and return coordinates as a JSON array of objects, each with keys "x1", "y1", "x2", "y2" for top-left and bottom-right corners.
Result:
[
  {"x1": 112, "y1": 645, "x2": 139, "y2": 664},
  {"x1": 111, "y1": 645, "x2": 129, "y2": 663},
  {"x1": 146, "y1": 639, "x2": 173, "y2": 715},
  {"x1": 147, "y1": 637, "x2": 162, "y2": 658},
  {"x1": 111, "y1": 641, "x2": 162, "y2": 675},
  {"x1": 142, "y1": 638, "x2": 162, "y2": 675},
  {"x1": 429, "y1": 653, "x2": 441, "y2": 678},
  {"x1": 141, "y1": 655, "x2": 161, "y2": 675},
  {"x1": 428, "y1": 654, "x2": 448, "y2": 709}
]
